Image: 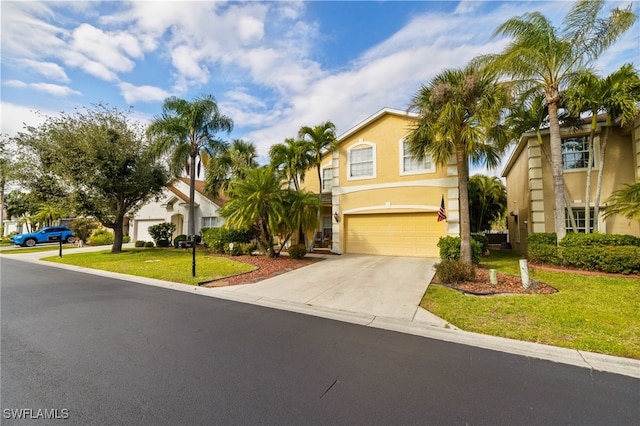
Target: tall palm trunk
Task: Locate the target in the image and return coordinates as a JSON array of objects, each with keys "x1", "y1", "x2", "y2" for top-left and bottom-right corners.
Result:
[
  {"x1": 547, "y1": 100, "x2": 567, "y2": 241},
  {"x1": 189, "y1": 151, "x2": 197, "y2": 239},
  {"x1": 593, "y1": 125, "x2": 611, "y2": 229},
  {"x1": 584, "y1": 123, "x2": 596, "y2": 233},
  {"x1": 456, "y1": 148, "x2": 472, "y2": 264}
]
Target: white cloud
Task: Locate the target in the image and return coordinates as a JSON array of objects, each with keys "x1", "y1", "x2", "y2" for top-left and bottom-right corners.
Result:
[
  {"x1": 18, "y1": 59, "x2": 70, "y2": 83},
  {"x1": 0, "y1": 102, "x2": 52, "y2": 136},
  {"x1": 30, "y1": 83, "x2": 81, "y2": 97},
  {"x1": 119, "y1": 82, "x2": 170, "y2": 105},
  {"x1": 4, "y1": 80, "x2": 28, "y2": 88}
]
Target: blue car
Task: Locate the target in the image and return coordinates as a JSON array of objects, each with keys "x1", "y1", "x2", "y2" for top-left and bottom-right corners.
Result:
[{"x1": 11, "y1": 226, "x2": 76, "y2": 247}]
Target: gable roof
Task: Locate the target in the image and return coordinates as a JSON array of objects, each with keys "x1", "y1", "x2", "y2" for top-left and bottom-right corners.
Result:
[
  {"x1": 175, "y1": 177, "x2": 227, "y2": 207},
  {"x1": 337, "y1": 107, "x2": 418, "y2": 142}
]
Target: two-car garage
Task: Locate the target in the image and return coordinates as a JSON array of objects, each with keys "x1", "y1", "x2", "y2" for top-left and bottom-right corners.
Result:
[{"x1": 344, "y1": 212, "x2": 445, "y2": 258}]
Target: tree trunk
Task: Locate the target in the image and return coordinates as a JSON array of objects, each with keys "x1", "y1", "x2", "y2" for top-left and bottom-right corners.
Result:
[
  {"x1": 584, "y1": 118, "x2": 597, "y2": 234},
  {"x1": 189, "y1": 153, "x2": 197, "y2": 239},
  {"x1": 111, "y1": 213, "x2": 125, "y2": 253},
  {"x1": 547, "y1": 100, "x2": 567, "y2": 242},
  {"x1": 593, "y1": 126, "x2": 610, "y2": 228},
  {"x1": 456, "y1": 148, "x2": 472, "y2": 265}
]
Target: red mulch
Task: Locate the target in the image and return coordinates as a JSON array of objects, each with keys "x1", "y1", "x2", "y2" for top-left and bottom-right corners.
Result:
[
  {"x1": 432, "y1": 268, "x2": 558, "y2": 296},
  {"x1": 202, "y1": 254, "x2": 320, "y2": 287}
]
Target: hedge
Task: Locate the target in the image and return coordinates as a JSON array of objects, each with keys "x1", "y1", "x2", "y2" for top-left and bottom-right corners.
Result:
[
  {"x1": 202, "y1": 227, "x2": 255, "y2": 254},
  {"x1": 527, "y1": 232, "x2": 640, "y2": 274}
]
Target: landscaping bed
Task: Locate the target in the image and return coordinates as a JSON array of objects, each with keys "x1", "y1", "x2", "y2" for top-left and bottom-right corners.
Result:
[
  {"x1": 203, "y1": 254, "x2": 320, "y2": 286},
  {"x1": 432, "y1": 267, "x2": 558, "y2": 295}
]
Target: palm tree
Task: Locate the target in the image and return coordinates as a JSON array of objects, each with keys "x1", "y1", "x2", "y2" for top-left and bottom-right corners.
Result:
[
  {"x1": 274, "y1": 189, "x2": 321, "y2": 253},
  {"x1": 468, "y1": 175, "x2": 507, "y2": 233},
  {"x1": 487, "y1": 0, "x2": 636, "y2": 241},
  {"x1": 33, "y1": 203, "x2": 66, "y2": 227},
  {"x1": 205, "y1": 139, "x2": 258, "y2": 195},
  {"x1": 269, "y1": 138, "x2": 312, "y2": 191},
  {"x1": 566, "y1": 64, "x2": 640, "y2": 230},
  {"x1": 406, "y1": 63, "x2": 512, "y2": 264},
  {"x1": 603, "y1": 181, "x2": 640, "y2": 222},
  {"x1": 148, "y1": 95, "x2": 233, "y2": 239},
  {"x1": 220, "y1": 167, "x2": 286, "y2": 258},
  {"x1": 298, "y1": 121, "x2": 337, "y2": 193}
]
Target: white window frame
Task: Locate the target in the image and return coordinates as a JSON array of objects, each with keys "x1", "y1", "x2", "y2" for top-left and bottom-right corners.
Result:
[
  {"x1": 321, "y1": 167, "x2": 333, "y2": 193},
  {"x1": 565, "y1": 208, "x2": 595, "y2": 233},
  {"x1": 562, "y1": 135, "x2": 594, "y2": 171},
  {"x1": 399, "y1": 139, "x2": 435, "y2": 175},
  {"x1": 202, "y1": 216, "x2": 220, "y2": 228},
  {"x1": 347, "y1": 140, "x2": 376, "y2": 181}
]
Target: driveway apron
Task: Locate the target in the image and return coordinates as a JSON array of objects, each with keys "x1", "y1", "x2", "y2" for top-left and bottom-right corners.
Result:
[{"x1": 217, "y1": 254, "x2": 437, "y2": 321}]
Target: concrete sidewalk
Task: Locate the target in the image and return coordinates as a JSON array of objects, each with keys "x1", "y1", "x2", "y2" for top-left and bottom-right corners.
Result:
[{"x1": 2, "y1": 247, "x2": 639, "y2": 379}]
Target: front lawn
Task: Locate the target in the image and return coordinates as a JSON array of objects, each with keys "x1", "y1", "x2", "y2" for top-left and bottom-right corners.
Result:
[
  {"x1": 421, "y1": 249, "x2": 640, "y2": 359},
  {"x1": 43, "y1": 248, "x2": 256, "y2": 286}
]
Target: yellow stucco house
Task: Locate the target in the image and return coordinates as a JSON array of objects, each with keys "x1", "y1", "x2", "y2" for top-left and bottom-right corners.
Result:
[
  {"x1": 302, "y1": 108, "x2": 460, "y2": 257},
  {"x1": 501, "y1": 114, "x2": 640, "y2": 254}
]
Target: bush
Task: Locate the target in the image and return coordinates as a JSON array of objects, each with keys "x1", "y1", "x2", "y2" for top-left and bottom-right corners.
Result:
[
  {"x1": 123, "y1": 235, "x2": 130, "y2": 243},
  {"x1": 287, "y1": 244, "x2": 307, "y2": 259},
  {"x1": 224, "y1": 242, "x2": 243, "y2": 256},
  {"x1": 135, "y1": 240, "x2": 146, "y2": 248},
  {"x1": 144, "y1": 241, "x2": 155, "y2": 248},
  {"x1": 87, "y1": 229, "x2": 113, "y2": 246},
  {"x1": 202, "y1": 227, "x2": 255, "y2": 254},
  {"x1": 471, "y1": 233, "x2": 489, "y2": 253},
  {"x1": 437, "y1": 236, "x2": 482, "y2": 264},
  {"x1": 240, "y1": 243, "x2": 257, "y2": 255},
  {"x1": 148, "y1": 222, "x2": 176, "y2": 247},
  {"x1": 560, "y1": 232, "x2": 640, "y2": 247},
  {"x1": 69, "y1": 218, "x2": 99, "y2": 244},
  {"x1": 435, "y1": 260, "x2": 476, "y2": 284},
  {"x1": 527, "y1": 233, "x2": 557, "y2": 245}
]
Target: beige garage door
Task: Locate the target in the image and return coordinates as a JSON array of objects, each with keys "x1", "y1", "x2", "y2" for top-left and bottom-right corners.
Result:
[{"x1": 345, "y1": 213, "x2": 444, "y2": 257}]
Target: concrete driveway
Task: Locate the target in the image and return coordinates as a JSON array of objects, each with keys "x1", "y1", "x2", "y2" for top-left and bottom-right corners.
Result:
[{"x1": 216, "y1": 254, "x2": 438, "y2": 321}]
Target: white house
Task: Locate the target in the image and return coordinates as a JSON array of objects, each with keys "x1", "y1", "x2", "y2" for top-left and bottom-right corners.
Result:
[{"x1": 130, "y1": 178, "x2": 226, "y2": 242}]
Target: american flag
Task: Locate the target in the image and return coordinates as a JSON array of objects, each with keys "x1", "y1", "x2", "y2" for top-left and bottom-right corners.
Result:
[{"x1": 437, "y1": 195, "x2": 447, "y2": 222}]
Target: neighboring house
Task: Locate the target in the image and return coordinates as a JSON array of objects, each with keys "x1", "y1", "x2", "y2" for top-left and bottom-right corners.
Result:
[
  {"x1": 302, "y1": 108, "x2": 459, "y2": 257},
  {"x1": 502, "y1": 114, "x2": 640, "y2": 255},
  {"x1": 131, "y1": 177, "x2": 226, "y2": 242}
]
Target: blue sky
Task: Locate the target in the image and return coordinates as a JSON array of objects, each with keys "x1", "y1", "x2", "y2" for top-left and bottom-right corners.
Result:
[{"x1": 2, "y1": 1, "x2": 638, "y2": 170}]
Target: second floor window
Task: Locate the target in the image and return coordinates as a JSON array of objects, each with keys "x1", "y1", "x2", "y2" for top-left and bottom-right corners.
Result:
[
  {"x1": 562, "y1": 136, "x2": 592, "y2": 170},
  {"x1": 401, "y1": 140, "x2": 432, "y2": 174},
  {"x1": 349, "y1": 145, "x2": 374, "y2": 178},
  {"x1": 322, "y1": 168, "x2": 333, "y2": 192}
]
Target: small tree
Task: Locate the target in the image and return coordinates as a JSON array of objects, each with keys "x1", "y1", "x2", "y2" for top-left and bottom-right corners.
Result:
[
  {"x1": 69, "y1": 218, "x2": 100, "y2": 244},
  {"x1": 148, "y1": 222, "x2": 176, "y2": 247}
]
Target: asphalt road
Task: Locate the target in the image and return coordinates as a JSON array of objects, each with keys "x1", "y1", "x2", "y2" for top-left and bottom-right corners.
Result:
[{"x1": 2, "y1": 258, "x2": 638, "y2": 425}]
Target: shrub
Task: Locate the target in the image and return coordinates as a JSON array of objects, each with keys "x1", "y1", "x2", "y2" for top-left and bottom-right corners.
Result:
[
  {"x1": 526, "y1": 233, "x2": 561, "y2": 265},
  {"x1": 87, "y1": 229, "x2": 113, "y2": 246},
  {"x1": 435, "y1": 260, "x2": 476, "y2": 284},
  {"x1": 202, "y1": 227, "x2": 255, "y2": 254},
  {"x1": 560, "y1": 232, "x2": 640, "y2": 247},
  {"x1": 287, "y1": 244, "x2": 307, "y2": 259},
  {"x1": 471, "y1": 233, "x2": 489, "y2": 253},
  {"x1": 240, "y1": 243, "x2": 257, "y2": 255},
  {"x1": 144, "y1": 241, "x2": 155, "y2": 248},
  {"x1": 69, "y1": 218, "x2": 99, "y2": 244},
  {"x1": 148, "y1": 222, "x2": 176, "y2": 247},
  {"x1": 173, "y1": 234, "x2": 188, "y2": 248},
  {"x1": 224, "y1": 242, "x2": 243, "y2": 256},
  {"x1": 135, "y1": 240, "x2": 146, "y2": 248},
  {"x1": 437, "y1": 236, "x2": 482, "y2": 264},
  {"x1": 526, "y1": 233, "x2": 557, "y2": 245},
  {"x1": 561, "y1": 244, "x2": 640, "y2": 274}
]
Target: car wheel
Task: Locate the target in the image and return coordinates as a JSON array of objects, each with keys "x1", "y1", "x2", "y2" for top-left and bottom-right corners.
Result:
[
  {"x1": 24, "y1": 238, "x2": 37, "y2": 247},
  {"x1": 66, "y1": 235, "x2": 76, "y2": 244}
]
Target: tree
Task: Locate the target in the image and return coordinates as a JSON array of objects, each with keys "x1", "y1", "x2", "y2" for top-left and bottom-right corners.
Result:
[
  {"x1": 406, "y1": 63, "x2": 512, "y2": 264},
  {"x1": 0, "y1": 138, "x2": 18, "y2": 235},
  {"x1": 468, "y1": 175, "x2": 507, "y2": 233},
  {"x1": 603, "y1": 181, "x2": 640, "y2": 222},
  {"x1": 275, "y1": 189, "x2": 321, "y2": 252},
  {"x1": 205, "y1": 138, "x2": 258, "y2": 195},
  {"x1": 487, "y1": 0, "x2": 636, "y2": 241},
  {"x1": 15, "y1": 105, "x2": 170, "y2": 252},
  {"x1": 148, "y1": 95, "x2": 233, "y2": 239},
  {"x1": 269, "y1": 138, "x2": 312, "y2": 191},
  {"x1": 298, "y1": 121, "x2": 337, "y2": 193},
  {"x1": 220, "y1": 167, "x2": 286, "y2": 258},
  {"x1": 565, "y1": 64, "x2": 640, "y2": 231}
]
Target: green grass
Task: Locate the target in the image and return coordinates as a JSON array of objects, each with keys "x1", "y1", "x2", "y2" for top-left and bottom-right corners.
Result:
[
  {"x1": 0, "y1": 244, "x2": 78, "y2": 254},
  {"x1": 43, "y1": 248, "x2": 256, "y2": 286},
  {"x1": 422, "y1": 249, "x2": 640, "y2": 359}
]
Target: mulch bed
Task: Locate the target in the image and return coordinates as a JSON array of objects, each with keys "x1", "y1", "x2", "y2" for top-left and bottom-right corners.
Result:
[
  {"x1": 432, "y1": 268, "x2": 558, "y2": 296},
  {"x1": 202, "y1": 254, "x2": 320, "y2": 287}
]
